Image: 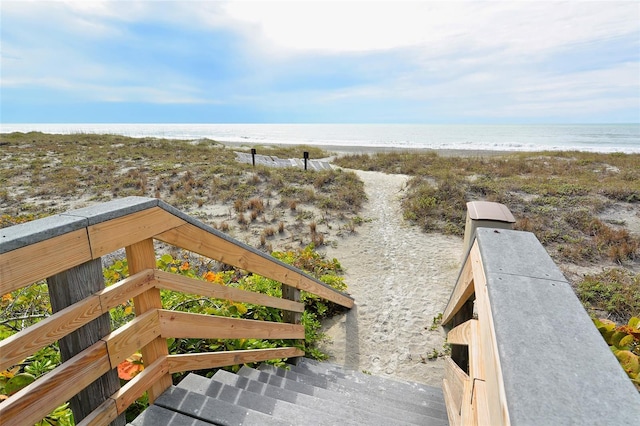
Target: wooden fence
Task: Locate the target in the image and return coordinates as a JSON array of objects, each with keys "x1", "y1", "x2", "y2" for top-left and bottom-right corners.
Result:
[
  {"x1": 441, "y1": 227, "x2": 640, "y2": 425},
  {"x1": 0, "y1": 197, "x2": 353, "y2": 426}
]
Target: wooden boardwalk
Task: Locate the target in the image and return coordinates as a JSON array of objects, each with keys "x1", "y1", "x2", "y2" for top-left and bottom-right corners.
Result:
[{"x1": 234, "y1": 151, "x2": 333, "y2": 171}]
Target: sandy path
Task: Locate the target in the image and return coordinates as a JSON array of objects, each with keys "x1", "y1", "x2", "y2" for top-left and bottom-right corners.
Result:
[{"x1": 321, "y1": 170, "x2": 463, "y2": 387}]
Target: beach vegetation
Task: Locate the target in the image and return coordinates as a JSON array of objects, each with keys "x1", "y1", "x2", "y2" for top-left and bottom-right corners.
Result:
[
  {"x1": 1, "y1": 244, "x2": 347, "y2": 422},
  {"x1": 334, "y1": 150, "x2": 640, "y2": 266},
  {"x1": 576, "y1": 269, "x2": 640, "y2": 324},
  {"x1": 593, "y1": 316, "x2": 640, "y2": 391},
  {"x1": 336, "y1": 150, "x2": 640, "y2": 387},
  {"x1": 0, "y1": 132, "x2": 367, "y2": 250}
]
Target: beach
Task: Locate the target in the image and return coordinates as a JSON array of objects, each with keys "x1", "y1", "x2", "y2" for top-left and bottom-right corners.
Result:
[
  {"x1": 2, "y1": 133, "x2": 638, "y2": 389},
  {"x1": 318, "y1": 169, "x2": 462, "y2": 386}
]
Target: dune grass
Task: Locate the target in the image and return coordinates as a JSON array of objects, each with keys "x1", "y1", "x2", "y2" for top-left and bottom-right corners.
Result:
[
  {"x1": 0, "y1": 133, "x2": 366, "y2": 249},
  {"x1": 334, "y1": 150, "x2": 640, "y2": 322},
  {"x1": 2, "y1": 133, "x2": 637, "y2": 320},
  {"x1": 334, "y1": 150, "x2": 639, "y2": 263}
]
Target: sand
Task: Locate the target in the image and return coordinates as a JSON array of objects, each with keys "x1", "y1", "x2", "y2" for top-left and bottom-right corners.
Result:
[
  {"x1": 318, "y1": 169, "x2": 463, "y2": 387},
  {"x1": 7, "y1": 138, "x2": 634, "y2": 388}
]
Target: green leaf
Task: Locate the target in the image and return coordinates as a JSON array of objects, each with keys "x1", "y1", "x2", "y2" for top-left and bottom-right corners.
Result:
[
  {"x1": 5, "y1": 373, "x2": 36, "y2": 395},
  {"x1": 619, "y1": 334, "x2": 634, "y2": 350},
  {"x1": 615, "y1": 350, "x2": 640, "y2": 376},
  {"x1": 612, "y1": 331, "x2": 629, "y2": 348}
]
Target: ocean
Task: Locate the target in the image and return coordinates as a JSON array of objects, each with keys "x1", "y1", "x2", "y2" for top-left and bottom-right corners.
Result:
[{"x1": 1, "y1": 123, "x2": 639, "y2": 154}]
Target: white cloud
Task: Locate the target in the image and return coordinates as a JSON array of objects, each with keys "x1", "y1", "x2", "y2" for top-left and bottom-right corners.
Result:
[
  {"x1": 1, "y1": 0, "x2": 637, "y2": 122},
  {"x1": 221, "y1": 1, "x2": 639, "y2": 56}
]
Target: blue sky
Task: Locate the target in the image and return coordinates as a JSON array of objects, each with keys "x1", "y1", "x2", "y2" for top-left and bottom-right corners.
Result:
[{"x1": 1, "y1": 1, "x2": 639, "y2": 124}]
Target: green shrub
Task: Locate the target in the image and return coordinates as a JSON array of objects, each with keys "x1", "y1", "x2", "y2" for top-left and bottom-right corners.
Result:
[
  {"x1": 576, "y1": 269, "x2": 640, "y2": 324},
  {"x1": 1, "y1": 244, "x2": 347, "y2": 423}
]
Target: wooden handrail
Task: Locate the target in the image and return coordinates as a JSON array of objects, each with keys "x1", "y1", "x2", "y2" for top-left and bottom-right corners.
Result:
[
  {"x1": 442, "y1": 227, "x2": 640, "y2": 425},
  {"x1": 0, "y1": 197, "x2": 354, "y2": 425}
]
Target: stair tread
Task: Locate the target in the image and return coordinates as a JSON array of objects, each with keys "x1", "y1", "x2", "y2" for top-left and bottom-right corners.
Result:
[
  {"x1": 297, "y1": 357, "x2": 444, "y2": 393},
  {"x1": 128, "y1": 404, "x2": 213, "y2": 426},
  {"x1": 155, "y1": 385, "x2": 292, "y2": 425},
  {"x1": 238, "y1": 366, "x2": 447, "y2": 419},
  {"x1": 210, "y1": 370, "x2": 439, "y2": 425},
  {"x1": 174, "y1": 374, "x2": 361, "y2": 425},
  {"x1": 258, "y1": 363, "x2": 446, "y2": 408},
  {"x1": 137, "y1": 359, "x2": 450, "y2": 426}
]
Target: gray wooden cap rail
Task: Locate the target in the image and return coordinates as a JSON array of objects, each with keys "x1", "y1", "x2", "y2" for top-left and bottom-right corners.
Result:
[{"x1": 471, "y1": 228, "x2": 640, "y2": 424}]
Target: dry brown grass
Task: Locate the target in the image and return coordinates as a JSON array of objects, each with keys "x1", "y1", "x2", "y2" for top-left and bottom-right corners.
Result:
[
  {"x1": 335, "y1": 149, "x2": 640, "y2": 323},
  {"x1": 1, "y1": 132, "x2": 368, "y2": 254}
]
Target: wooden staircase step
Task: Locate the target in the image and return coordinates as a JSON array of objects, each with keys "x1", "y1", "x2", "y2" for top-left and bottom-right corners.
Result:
[
  {"x1": 152, "y1": 385, "x2": 290, "y2": 425},
  {"x1": 174, "y1": 372, "x2": 356, "y2": 425},
  {"x1": 293, "y1": 357, "x2": 447, "y2": 406},
  {"x1": 210, "y1": 369, "x2": 431, "y2": 425},
  {"x1": 133, "y1": 358, "x2": 450, "y2": 425},
  {"x1": 258, "y1": 363, "x2": 447, "y2": 412},
  {"x1": 239, "y1": 365, "x2": 448, "y2": 422}
]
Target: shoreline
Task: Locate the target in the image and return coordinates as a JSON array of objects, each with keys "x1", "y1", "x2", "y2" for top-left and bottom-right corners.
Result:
[
  {"x1": 1, "y1": 132, "x2": 638, "y2": 386},
  {"x1": 2, "y1": 124, "x2": 639, "y2": 155},
  {"x1": 216, "y1": 140, "x2": 515, "y2": 158}
]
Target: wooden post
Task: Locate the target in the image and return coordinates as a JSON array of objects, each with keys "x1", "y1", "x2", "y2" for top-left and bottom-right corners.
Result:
[
  {"x1": 125, "y1": 238, "x2": 172, "y2": 403},
  {"x1": 48, "y1": 258, "x2": 125, "y2": 426},
  {"x1": 282, "y1": 284, "x2": 302, "y2": 325},
  {"x1": 303, "y1": 151, "x2": 309, "y2": 171},
  {"x1": 282, "y1": 284, "x2": 302, "y2": 364},
  {"x1": 251, "y1": 148, "x2": 257, "y2": 167}
]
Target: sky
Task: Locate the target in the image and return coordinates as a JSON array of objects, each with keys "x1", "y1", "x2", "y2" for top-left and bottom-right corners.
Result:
[{"x1": 1, "y1": 0, "x2": 639, "y2": 124}]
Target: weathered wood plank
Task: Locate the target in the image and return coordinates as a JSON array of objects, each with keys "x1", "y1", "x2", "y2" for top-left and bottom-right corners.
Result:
[
  {"x1": 167, "y1": 347, "x2": 305, "y2": 374},
  {"x1": 447, "y1": 319, "x2": 474, "y2": 346},
  {"x1": 47, "y1": 258, "x2": 124, "y2": 425},
  {"x1": 282, "y1": 284, "x2": 302, "y2": 324},
  {"x1": 155, "y1": 269, "x2": 304, "y2": 313},
  {"x1": 460, "y1": 376, "x2": 476, "y2": 426},
  {"x1": 155, "y1": 222, "x2": 354, "y2": 308},
  {"x1": 0, "y1": 269, "x2": 157, "y2": 371},
  {"x1": 159, "y1": 310, "x2": 305, "y2": 340},
  {"x1": 442, "y1": 252, "x2": 475, "y2": 325},
  {"x1": 76, "y1": 399, "x2": 119, "y2": 426},
  {"x1": 113, "y1": 356, "x2": 169, "y2": 415},
  {"x1": 468, "y1": 319, "x2": 483, "y2": 381},
  {"x1": 0, "y1": 228, "x2": 91, "y2": 294},
  {"x1": 442, "y1": 378, "x2": 461, "y2": 426},
  {"x1": 443, "y1": 356, "x2": 468, "y2": 418},
  {"x1": 475, "y1": 228, "x2": 640, "y2": 425},
  {"x1": 125, "y1": 239, "x2": 172, "y2": 403},
  {"x1": 472, "y1": 245, "x2": 511, "y2": 426},
  {"x1": 98, "y1": 268, "x2": 157, "y2": 311},
  {"x1": 473, "y1": 379, "x2": 490, "y2": 426},
  {"x1": 103, "y1": 309, "x2": 161, "y2": 367},
  {"x1": 0, "y1": 295, "x2": 101, "y2": 371},
  {"x1": 0, "y1": 341, "x2": 111, "y2": 426},
  {"x1": 89, "y1": 207, "x2": 185, "y2": 258}
]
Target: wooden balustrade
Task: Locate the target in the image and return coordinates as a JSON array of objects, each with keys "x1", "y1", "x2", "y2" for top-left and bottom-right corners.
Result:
[
  {"x1": 0, "y1": 197, "x2": 353, "y2": 425},
  {"x1": 441, "y1": 227, "x2": 640, "y2": 425}
]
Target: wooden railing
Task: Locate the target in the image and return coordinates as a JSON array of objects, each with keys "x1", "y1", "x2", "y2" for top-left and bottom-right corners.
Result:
[
  {"x1": 0, "y1": 196, "x2": 353, "y2": 426},
  {"x1": 441, "y1": 226, "x2": 640, "y2": 425}
]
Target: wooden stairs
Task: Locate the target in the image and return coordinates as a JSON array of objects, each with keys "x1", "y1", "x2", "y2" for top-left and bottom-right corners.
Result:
[{"x1": 128, "y1": 358, "x2": 449, "y2": 426}]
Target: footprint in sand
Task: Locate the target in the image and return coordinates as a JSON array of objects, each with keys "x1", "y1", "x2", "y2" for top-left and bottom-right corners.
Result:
[{"x1": 321, "y1": 169, "x2": 463, "y2": 386}]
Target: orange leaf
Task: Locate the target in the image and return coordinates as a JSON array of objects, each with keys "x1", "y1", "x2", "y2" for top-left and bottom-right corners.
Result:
[{"x1": 117, "y1": 354, "x2": 144, "y2": 380}]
